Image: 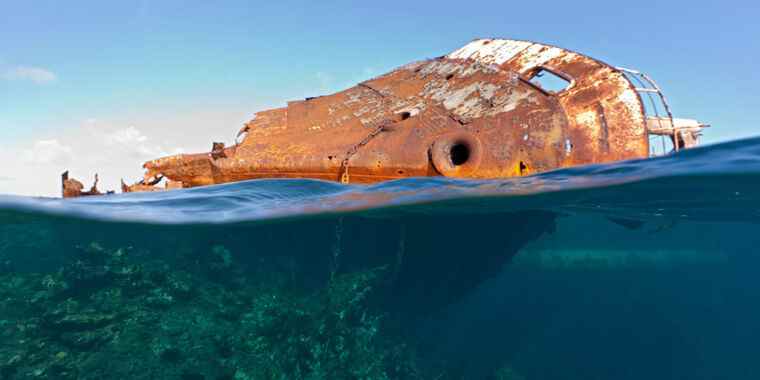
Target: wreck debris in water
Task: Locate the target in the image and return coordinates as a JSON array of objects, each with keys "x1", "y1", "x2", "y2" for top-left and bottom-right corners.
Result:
[
  {"x1": 62, "y1": 38, "x2": 708, "y2": 198},
  {"x1": 61, "y1": 172, "x2": 103, "y2": 198}
]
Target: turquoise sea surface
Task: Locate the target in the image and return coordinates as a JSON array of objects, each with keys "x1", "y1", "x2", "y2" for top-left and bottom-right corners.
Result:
[{"x1": 1, "y1": 137, "x2": 760, "y2": 379}]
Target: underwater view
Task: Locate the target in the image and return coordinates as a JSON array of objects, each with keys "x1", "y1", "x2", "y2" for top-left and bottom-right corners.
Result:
[{"x1": 1, "y1": 137, "x2": 760, "y2": 380}]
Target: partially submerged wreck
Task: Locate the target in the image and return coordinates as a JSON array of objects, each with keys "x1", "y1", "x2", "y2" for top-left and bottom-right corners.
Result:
[{"x1": 63, "y1": 38, "x2": 707, "y2": 198}]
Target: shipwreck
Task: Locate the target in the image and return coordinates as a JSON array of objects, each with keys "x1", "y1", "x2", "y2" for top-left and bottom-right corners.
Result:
[{"x1": 63, "y1": 38, "x2": 707, "y2": 198}]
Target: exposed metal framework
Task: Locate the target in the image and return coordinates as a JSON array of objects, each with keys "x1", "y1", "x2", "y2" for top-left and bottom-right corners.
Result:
[
  {"x1": 618, "y1": 67, "x2": 676, "y2": 156},
  {"x1": 617, "y1": 67, "x2": 707, "y2": 156}
]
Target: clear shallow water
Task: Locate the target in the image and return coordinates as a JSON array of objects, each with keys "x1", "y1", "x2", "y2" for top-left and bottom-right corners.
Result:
[{"x1": 1, "y1": 137, "x2": 759, "y2": 379}]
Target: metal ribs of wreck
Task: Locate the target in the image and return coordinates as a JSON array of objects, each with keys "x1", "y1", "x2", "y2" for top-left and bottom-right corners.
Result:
[{"x1": 63, "y1": 38, "x2": 707, "y2": 198}]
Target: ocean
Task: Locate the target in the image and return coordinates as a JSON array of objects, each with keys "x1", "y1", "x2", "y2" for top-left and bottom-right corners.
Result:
[{"x1": 1, "y1": 137, "x2": 759, "y2": 379}]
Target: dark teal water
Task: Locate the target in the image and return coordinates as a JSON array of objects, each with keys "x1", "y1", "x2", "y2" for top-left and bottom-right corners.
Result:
[{"x1": 1, "y1": 137, "x2": 759, "y2": 379}]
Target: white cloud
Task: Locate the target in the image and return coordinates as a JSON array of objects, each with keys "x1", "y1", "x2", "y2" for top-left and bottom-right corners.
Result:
[
  {"x1": 3, "y1": 65, "x2": 57, "y2": 84},
  {"x1": 102, "y1": 126, "x2": 182, "y2": 158},
  {"x1": 2, "y1": 107, "x2": 258, "y2": 197},
  {"x1": 0, "y1": 123, "x2": 186, "y2": 196},
  {"x1": 23, "y1": 139, "x2": 73, "y2": 165},
  {"x1": 105, "y1": 126, "x2": 148, "y2": 145}
]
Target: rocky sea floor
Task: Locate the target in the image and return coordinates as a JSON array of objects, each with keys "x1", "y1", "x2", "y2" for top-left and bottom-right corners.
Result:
[
  {"x1": 0, "y1": 242, "x2": 413, "y2": 379},
  {"x1": 0, "y1": 240, "x2": 530, "y2": 380}
]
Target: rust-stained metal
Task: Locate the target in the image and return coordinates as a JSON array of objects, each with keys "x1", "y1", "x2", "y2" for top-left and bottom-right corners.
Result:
[
  {"x1": 61, "y1": 38, "x2": 708, "y2": 197},
  {"x1": 62, "y1": 172, "x2": 103, "y2": 198}
]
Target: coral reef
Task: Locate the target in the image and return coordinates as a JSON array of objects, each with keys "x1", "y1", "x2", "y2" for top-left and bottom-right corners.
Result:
[{"x1": 0, "y1": 243, "x2": 422, "y2": 379}]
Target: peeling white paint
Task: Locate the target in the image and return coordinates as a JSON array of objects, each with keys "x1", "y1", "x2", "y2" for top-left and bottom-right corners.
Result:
[
  {"x1": 512, "y1": 45, "x2": 565, "y2": 73},
  {"x1": 417, "y1": 59, "x2": 500, "y2": 79},
  {"x1": 421, "y1": 78, "x2": 537, "y2": 119},
  {"x1": 478, "y1": 83, "x2": 498, "y2": 100},
  {"x1": 618, "y1": 87, "x2": 645, "y2": 126},
  {"x1": 448, "y1": 40, "x2": 572, "y2": 74},
  {"x1": 575, "y1": 110, "x2": 598, "y2": 128},
  {"x1": 447, "y1": 39, "x2": 532, "y2": 65},
  {"x1": 392, "y1": 103, "x2": 424, "y2": 117},
  {"x1": 492, "y1": 89, "x2": 537, "y2": 114},
  {"x1": 418, "y1": 61, "x2": 459, "y2": 77},
  {"x1": 439, "y1": 83, "x2": 481, "y2": 110}
]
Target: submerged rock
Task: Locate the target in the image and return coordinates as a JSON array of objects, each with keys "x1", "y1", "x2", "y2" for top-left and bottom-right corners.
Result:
[{"x1": 0, "y1": 243, "x2": 433, "y2": 379}]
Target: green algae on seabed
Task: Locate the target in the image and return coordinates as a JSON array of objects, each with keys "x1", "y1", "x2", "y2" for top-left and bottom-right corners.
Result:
[{"x1": 0, "y1": 242, "x2": 423, "y2": 380}]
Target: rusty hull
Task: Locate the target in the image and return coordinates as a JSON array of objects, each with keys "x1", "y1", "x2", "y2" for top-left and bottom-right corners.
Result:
[
  {"x1": 64, "y1": 39, "x2": 706, "y2": 197},
  {"x1": 62, "y1": 172, "x2": 103, "y2": 198}
]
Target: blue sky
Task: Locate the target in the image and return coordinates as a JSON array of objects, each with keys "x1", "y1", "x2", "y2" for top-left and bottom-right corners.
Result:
[{"x1": 1, "y1": 0, "x2": 758, "y2": 195}]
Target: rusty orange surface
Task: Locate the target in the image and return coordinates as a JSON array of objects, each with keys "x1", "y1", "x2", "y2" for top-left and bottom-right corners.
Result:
[{"x1": 63, "y1": 38, "x2": 703, "y2": 198}]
